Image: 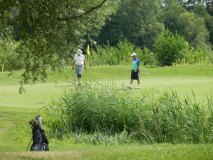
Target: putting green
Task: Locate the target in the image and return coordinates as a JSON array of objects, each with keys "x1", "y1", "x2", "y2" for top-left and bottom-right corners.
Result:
[
  {"x1": 0, "y1": 64, "x2": 213, "y2": 108},
  {"x1": 0, "y1": 77, "x2": 212, "y2": 109}
]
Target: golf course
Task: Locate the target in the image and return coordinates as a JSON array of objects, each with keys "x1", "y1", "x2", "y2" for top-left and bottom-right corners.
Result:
[
  {"x1": 0, "y1": 64, "x2": 213, "y2": 160},
  {"x1": 2, "y1": 0, "x2": 213, "y2": 159}
]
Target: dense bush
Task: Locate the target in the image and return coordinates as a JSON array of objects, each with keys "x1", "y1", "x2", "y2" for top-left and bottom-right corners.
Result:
[
  {"x1": 89, "y1": 32, "x2": 213, "y2": 67},
  {"x1": 90, "y1": 44, "x2": 119, "y2": 65},
  {"x1": 89, "y1": 40, "x2": 158, "y2": 66},
  {"x1": 154, "y1": 30, "x2": 190, "y2": 66},
  {"x1": 44, "y1": 83, "x2": 213, "y2": 144},
  {"x1": 139, "y1": 47, "x2": 157, "y2": 67},
  {"x1": 179, "y1": 43, "x2": 213, "y2": 64},
  {"x1": 90, "y1": 40, "x2": 135, "y2": 66}
]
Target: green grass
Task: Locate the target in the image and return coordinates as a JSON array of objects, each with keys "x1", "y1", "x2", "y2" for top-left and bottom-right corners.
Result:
[
  {"x1": 0, "y1": 64, "x2": 213, "y2": 159},
  {"x1": 0, "y1": 144, "x2": 212, "y2": 160},
  {"x1": 0, "y1": 64, "x2": 213, "y2": 108}
]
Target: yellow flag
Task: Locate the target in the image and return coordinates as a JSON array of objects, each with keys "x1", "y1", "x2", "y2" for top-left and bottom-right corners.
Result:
[{"x1": 86, "y1": 44, "x2": 91, "y2": 56}]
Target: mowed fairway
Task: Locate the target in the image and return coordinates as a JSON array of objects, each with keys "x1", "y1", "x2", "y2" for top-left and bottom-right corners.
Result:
[{"x1": 0, "y1": 64, "x2": 213, "y2": 159}]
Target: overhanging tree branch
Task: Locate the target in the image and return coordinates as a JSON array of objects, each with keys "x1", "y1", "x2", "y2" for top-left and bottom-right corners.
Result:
[{"x1": 58, "y1": 0, "x2": 107, "y2": 21}]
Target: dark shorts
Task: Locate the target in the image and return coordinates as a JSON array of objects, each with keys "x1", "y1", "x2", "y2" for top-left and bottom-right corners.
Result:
[{"x1": 131, "y1": 70, "x2": 139, "y2": 80}]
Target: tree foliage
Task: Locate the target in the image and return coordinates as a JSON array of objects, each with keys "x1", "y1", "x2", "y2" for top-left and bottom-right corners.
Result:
[
  {"x1": 0, "y1": 0, "x2": 118, "y2": 83},
  {"x1": 154, "y1": 30, "x2": 190, "y2": 66},
  {"x1": 178, "y1": 0, "x2": 213, "y2": 14},
  {"x1": 90, "y1": 39, "x2": 135, "y2": 65},
  {"x1": 97, "y1": 0, "x2": 164, "y2": 48},
  {"x1": 177, "y1": 0, "x2": 213, "y2": 45},
  {"x1": 163, "y1": 0, "x2": 209, "y2": 48},
  {"x1": 98, "y1": 0, "x2": 212, "y2": 49},
  {"x1": 1, "y1": 0, "x2": 213, "y2": 79}
]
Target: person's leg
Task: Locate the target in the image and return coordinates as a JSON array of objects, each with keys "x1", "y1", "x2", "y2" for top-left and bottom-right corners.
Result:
[
  {"x1": 77, "y1": 65, "x2": 84, "y2": 86},
  {"x1": 128, "y1": 79, "x2": 133, "y2": 88},
  {"x1": 128, "y1": 71, "x2": 134, "y2": 88},
  {"x1": 77, "y1": 75, "x2": 81, "y2": 86},
  {"x1": 136, "y1": 79, "x2": 140, "y2": 88},
  {"x1": 137, "y1": 79, "x2": 140, "y2": 85},
  {"x1": 136, "y1": 71, "x2": 141, "y2": 88}
]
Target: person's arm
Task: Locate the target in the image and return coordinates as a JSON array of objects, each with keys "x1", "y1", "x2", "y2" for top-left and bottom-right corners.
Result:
[
  {"x1": 72, "y1": 55, "x2": 76, "y2": 70},
  {"x1": 83, "y1": 61, "x2": 86, "y2": 69},
  {"x1": 136, "y1": 60, "x2": 140, "y2": 72},
  {"x1": 72, "y1": 61, "x2": 75, "y2": 70}
]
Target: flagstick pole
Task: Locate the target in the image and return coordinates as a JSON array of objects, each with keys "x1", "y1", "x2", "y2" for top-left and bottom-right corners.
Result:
[{"x1": 2, "y1": 64, "x2": 4, "y2": 73}]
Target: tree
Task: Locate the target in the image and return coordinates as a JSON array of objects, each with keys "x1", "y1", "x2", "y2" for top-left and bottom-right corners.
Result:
[
  {"x1": 163, "y1": 0, "x2": 186, "y2": 33},
  {"x1": 206, "y1": 16, "x2": 213, "y2": 44},
  {"x1": 0, "y1": 0, "x2": 118, "y2": 83},
  {"x1": 206, "y1": 0, "x2": 213, "y2": 15},
  {"x1": 97, "y1": 0, "x2": 165, "y2": 48},
  {"x1": 179, "y1": 0, "x2": 213, "y2": 43},
  {"x1": 178, "y1": 12, "x2": 209, "y2": 47},
  {"x1": 163, "y1": 0, "x2": 209, "y2": 48},
  {"x1": 191, "y1": 3, "x2": 213, "y2": 45}
]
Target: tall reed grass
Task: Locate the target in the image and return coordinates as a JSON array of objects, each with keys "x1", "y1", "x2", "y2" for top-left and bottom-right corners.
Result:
[{"x1": 43, "y1": 83, "x2": 213, "y2": 144}]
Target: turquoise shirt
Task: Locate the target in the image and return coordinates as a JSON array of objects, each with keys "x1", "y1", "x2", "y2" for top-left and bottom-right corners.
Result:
[{"x1": 132, "y1": 58, "x2": 140, "y2": 71}]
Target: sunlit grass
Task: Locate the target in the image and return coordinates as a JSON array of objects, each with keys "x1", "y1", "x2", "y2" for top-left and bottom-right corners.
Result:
[{"x1": 0, "y1": 144, "x2": 212, "y2": 160}]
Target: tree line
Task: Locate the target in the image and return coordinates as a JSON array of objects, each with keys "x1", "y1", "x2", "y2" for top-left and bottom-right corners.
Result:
[
  {"x1": 90, "y1": 0, "x2": 213, "y2": 66},
  {"x1": 0, "y1": 0, "x2": 213, "y2": 82},
  {"x1": 97, "y1": 0, "x2": 213, "y2": 48}
]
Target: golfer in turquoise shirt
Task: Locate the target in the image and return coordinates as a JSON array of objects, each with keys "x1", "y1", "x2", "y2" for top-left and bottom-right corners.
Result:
[{"x1": 128, "y1": 52, "x2": 140, "y2": 89}]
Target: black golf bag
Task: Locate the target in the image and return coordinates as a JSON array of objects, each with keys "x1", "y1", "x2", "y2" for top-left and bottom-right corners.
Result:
[{"x1": 29, "y1": 115, "x2": 49, "y2": 151}]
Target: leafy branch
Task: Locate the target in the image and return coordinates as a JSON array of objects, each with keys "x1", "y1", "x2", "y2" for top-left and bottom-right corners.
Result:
[{"x1": 58, "y1": 0, "x2": 107, "y2": 21}]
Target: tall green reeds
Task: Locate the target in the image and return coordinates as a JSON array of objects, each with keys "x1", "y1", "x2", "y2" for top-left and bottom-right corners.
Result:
[{"x1": 44, "y1": 83, "x2": 213, "y2": 144}]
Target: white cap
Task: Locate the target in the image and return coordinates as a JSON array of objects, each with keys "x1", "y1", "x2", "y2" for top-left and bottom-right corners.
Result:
[
  {"x1": 77, "y1": 49, "x2": 82, "y2": 54},
  {"x1": 131, "y1": 52, "x2": 137, "y2": 56}
]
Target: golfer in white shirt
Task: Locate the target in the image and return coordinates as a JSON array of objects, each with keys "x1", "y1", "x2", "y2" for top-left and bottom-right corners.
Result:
[{"x1": 72, "y1": 49, "x2": 86, "y2": 86}]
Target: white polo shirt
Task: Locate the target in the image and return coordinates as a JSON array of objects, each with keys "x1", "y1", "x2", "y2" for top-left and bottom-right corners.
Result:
[{"x1": 74, "y1": 53, "x2": 85, "y2": 65}]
